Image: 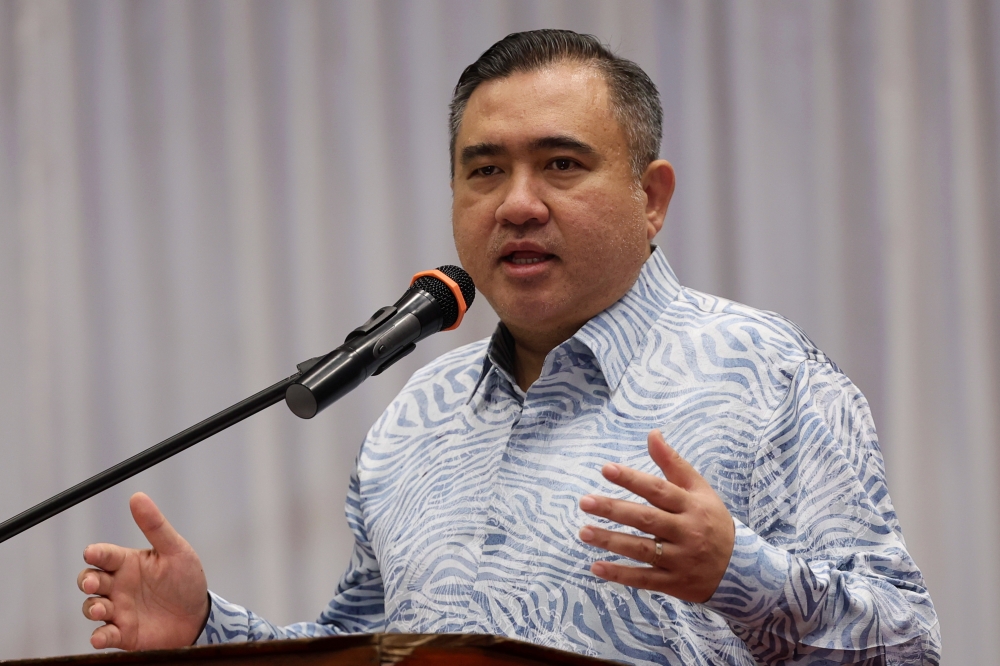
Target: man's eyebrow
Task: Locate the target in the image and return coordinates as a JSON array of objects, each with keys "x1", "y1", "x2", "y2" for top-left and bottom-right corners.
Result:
[
  {"x1": 460, "y1": 136, "x2": 596, "y2": 166},
  {"x1": 529, "y1": 135, "x2": 596, "y2": 154},
  {"x1": 460, "y1": 142, "x2": 505, "y2": 165}
]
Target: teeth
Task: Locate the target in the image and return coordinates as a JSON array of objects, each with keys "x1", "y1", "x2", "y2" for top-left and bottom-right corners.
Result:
[{"x1": 509, "y1": 257, "x2": 545, "y2": 265}]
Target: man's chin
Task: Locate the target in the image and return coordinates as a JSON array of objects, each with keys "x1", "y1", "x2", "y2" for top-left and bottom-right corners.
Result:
[{"x1": 493, "y1": 298, "x2": 582, "y2": 337}]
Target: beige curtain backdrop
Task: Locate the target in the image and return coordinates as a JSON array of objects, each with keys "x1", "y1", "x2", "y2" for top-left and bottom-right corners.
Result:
[{"x1": 0, "y1": 0, "x2": 996, "y2": 662}]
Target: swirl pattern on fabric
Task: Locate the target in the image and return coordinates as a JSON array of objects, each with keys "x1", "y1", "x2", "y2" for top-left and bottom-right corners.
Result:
[{"x1": 197, "y1": 248, "x2": 940, "y2": 665}]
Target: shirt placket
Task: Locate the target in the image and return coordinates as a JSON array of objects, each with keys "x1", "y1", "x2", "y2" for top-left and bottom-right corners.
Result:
[{"x1": 462, "y1": 349, "x2": 570, "y2": 636}]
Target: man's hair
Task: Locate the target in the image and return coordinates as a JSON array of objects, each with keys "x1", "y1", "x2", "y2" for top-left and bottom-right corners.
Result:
[{"x1": 449, "y1": 29, "x2": 663, "y2": 179}]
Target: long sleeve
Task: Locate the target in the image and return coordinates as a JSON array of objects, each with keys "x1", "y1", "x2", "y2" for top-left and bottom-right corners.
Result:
[
  {"x1": 704, "y1": 359, "x2": 941, "y2": 664},
  {"x1": 196, "y1": 465, "x2": 386, "y2": 644}
]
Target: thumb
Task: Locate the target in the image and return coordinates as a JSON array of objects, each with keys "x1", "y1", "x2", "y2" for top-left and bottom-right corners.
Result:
[
  {"x1": 129, "y1": 492, "x2": 187, "y2": 556},
  {"x1": 647, "y1": 430, "x2": 702, "y2": 491}
]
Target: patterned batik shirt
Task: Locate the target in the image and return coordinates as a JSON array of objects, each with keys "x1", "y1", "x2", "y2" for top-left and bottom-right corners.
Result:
[{"x1": 198, "y1": 247, "x2": 941, "y2": 665}]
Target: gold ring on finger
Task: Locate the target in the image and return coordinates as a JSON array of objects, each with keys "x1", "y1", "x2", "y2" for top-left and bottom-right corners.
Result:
[{"x1": 652, "y1": 538, "x2": 663, "y2": 567}]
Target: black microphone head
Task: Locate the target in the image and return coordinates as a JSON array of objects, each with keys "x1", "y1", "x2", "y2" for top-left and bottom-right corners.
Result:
[
  {"x1": 409, "y1": 265, "x2": 476, "y2": 329},
  {"x1": 436, "y1": 265, "x2": 476, "y2": 310}
]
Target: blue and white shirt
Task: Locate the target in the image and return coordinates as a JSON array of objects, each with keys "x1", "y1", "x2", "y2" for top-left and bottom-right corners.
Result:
[{"x1": 198, "y1": 247, "x2": 940, "y2": 665}]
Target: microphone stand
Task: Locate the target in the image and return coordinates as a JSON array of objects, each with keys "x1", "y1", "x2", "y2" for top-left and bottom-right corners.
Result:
[{"x1": 0, "y1": 357, "x2": 321, "y2": 545}]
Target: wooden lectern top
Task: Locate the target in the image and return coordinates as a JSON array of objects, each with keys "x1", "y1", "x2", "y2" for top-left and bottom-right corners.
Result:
[{"x1": 2, "y1": 634, "x2": 624, "y2": 666}]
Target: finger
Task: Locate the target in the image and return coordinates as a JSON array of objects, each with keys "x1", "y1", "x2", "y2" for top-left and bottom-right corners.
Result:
[
  {"x1": 91, "y1": 623, "x2": 123, "y2": 650},
  {"x1": 648, "y1": 430, "x2": 703, "y2": 491},
  {"x1": 129, "y1": 492, "x2": 186, "y2": 555},
  {"x1": 579, "y1": 495, "x2": 683, "y2": 542},
  {"x1": 579, "y1": 524, "x2": 680, "y2": 567},
  {"x1": 590, "y1": 560, "x2": 673, "y2": 591},
  {"x1": 77, "y1": 568, "x2": 114, "y2": 596},
  {"x1": 600, "y1": 461, "x2": 687, "y2": 513},
  {"x1": 83, "y1": 543, "x2": 128, "y2": 573},
  {"x1": 83, "y1": 596, "x2": 115, "y2": 622}
]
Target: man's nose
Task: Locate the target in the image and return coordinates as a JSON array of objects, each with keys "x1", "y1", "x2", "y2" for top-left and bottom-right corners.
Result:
[{"x1": 495, "y1": 172, "x2": 549, "y2": 226}]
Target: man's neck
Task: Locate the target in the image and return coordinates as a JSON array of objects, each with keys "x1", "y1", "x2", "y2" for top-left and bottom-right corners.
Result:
[{"x1": 507, "y1": 322, "x2": 583, "y2": 392}]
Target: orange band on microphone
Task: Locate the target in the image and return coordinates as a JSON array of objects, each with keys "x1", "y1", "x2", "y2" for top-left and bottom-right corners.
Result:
[{"x1": 410, "y1": 269, "x2": 468, "y2": 331}]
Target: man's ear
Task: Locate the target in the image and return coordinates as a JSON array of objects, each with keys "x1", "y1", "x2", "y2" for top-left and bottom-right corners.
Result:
[{"x1": 641, "y1": 160, "x2": 675, "y2": 241}]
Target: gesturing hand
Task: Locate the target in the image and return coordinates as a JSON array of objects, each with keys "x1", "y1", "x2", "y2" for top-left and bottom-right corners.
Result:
[
  {"x1": 77, "y1": 492, "x2": 209, "y2": 650},
  {"x1": 578, "y1": 430, "x2": 736, "y2": 603}
]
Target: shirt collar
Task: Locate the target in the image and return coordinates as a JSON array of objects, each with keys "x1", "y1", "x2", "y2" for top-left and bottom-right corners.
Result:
[{"x1": 482, "y1": 246, "x2": 681, "y2": 394}]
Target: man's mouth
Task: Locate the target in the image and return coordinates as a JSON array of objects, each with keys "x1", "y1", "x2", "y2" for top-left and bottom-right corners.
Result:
[
  {"x1": 502, "y1": 251, "x2": 555, "y2": 265},
  {"x1": 508, "y1": 256, "x2": 546, "y2": 265}
]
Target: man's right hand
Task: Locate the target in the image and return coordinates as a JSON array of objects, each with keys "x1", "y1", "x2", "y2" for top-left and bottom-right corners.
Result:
[{"x1": 77, "y1": 492, "x2": 210, "y2": 650}]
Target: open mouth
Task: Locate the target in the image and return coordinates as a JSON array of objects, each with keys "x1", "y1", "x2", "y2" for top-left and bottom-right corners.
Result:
[{"x1": 502, "y1": 251, "x2": 555, "y2": 265}]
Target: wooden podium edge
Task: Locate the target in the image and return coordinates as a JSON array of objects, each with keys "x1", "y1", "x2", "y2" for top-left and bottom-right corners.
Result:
[
  {"x1": 2, "y1": 633, "x2": 621, "y2": 666},
  {"x1": 0, "y1": 634, "x2": 376, "y2": 666}
]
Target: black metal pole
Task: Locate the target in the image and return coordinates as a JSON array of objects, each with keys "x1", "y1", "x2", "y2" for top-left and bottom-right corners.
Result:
[{"x1": 0, "y1": 370, "x2": 304, "y2": 545}]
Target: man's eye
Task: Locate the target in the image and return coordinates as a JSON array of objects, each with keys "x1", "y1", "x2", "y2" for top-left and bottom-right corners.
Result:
[
  {"x1": 550, "y1": 158, "x2": 577, "y2": 171},
  {"x1": 472, "y1": 165, "x2": 502, "y2": 177}
]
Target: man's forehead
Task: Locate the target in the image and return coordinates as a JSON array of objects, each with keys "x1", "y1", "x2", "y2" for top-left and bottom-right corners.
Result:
[{"x1": 456, "y1": 62, "x2": 618, "y2": 152}]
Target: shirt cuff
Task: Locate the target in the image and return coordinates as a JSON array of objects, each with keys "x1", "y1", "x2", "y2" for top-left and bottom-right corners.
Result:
[
  {"x1": 194, "y1": 590, "x2": 252, "y2": 645},
  {"x1": 703, "y1": 517, "x2": 793, "y2": 626}
]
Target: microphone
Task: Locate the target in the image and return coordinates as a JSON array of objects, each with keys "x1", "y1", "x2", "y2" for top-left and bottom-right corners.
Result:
[{"x1": 285, "y1": 266, "x2": 476, "y2": 419}]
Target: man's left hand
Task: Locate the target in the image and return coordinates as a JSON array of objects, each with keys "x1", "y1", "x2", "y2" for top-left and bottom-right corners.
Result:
[{"x1": 578, "y1": 430, "x2": 736, "y2": 604}]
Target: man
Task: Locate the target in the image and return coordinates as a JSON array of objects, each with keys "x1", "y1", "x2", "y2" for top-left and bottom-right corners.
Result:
[{"x1": 77, "y1": 30, "x2": 940, "y2": 665}]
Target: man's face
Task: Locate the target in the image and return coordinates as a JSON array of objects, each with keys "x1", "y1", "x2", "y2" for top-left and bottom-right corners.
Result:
[{"x1": 451, "y1": 62, "x2": 660, "y2": 343}]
